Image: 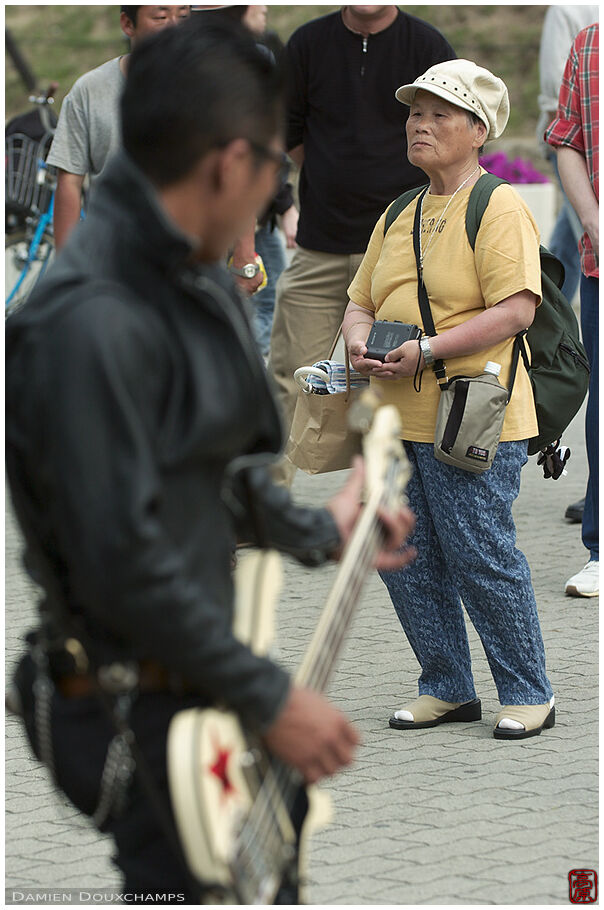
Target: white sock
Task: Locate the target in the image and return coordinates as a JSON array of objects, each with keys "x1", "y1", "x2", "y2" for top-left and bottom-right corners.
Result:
[
  {"x1": 497, "y1": 696, "x2": 555, "y2": 730},
  {"x1": 497, "y1": 717, "x2": 524, "y2": 730},
  {"x1": 394, "y1": 709, "x2": 414, "y2": 721}
]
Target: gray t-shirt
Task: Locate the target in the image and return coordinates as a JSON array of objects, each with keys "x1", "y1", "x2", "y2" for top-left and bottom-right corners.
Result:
[{"x1": 47, "y1": 57, "x2": 125, "y2": 184}]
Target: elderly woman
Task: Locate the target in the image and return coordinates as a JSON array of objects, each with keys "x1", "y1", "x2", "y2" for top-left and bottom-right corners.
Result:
[{"x1": 343, "y1": 60, "x2": 554, "y2": 740}]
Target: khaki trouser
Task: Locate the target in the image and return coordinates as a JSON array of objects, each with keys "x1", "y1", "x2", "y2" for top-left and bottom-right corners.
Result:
[{"x1": 268, "y1": 246, "x2": 365, "y2": 485}]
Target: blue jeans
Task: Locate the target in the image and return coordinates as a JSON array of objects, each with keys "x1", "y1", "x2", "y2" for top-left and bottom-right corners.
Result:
[
  {"x1": 547, "y1": 155, "x2": 583, "y2": 302},
  {"x1": 380, "y1": 441, "x2": 553, "y2": 706},
  {"x1": 253, "y1": 222, "x2": 287, "y2": 357},
  {"x1": 581, "y1": 274, "x2": 599, "y2": 560}
]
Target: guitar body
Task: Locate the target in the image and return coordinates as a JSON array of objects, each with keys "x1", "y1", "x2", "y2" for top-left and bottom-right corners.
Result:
[{"x1": 167, "y1": 550, "x2": 330, "y2": 904}]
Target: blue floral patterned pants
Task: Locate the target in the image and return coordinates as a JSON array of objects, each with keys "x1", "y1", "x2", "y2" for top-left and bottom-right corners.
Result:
[{"x1": 380, "y1": 441, "x2": 553, "y2": 706}]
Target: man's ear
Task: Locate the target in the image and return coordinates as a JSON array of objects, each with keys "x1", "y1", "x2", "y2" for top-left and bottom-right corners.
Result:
[
  {"x1": 120, "y1": 11, "x2": 136, "y2": 41},
  {"x1": 211, "y1": 138, "x2": 251, "y2": 193}
]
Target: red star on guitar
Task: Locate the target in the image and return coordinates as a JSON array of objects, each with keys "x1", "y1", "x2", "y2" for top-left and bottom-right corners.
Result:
[{"x1": 209, "y1": 746, "x2": 235, "y2": 795}]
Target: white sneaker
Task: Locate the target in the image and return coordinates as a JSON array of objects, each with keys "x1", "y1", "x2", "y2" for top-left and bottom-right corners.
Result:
[{"x1": 565, "y1": 560, "x2": 599, "y2": 597}]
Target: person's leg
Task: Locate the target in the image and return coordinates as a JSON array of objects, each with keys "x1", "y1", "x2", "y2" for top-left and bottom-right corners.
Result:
[
  {"x1": 379, "y1": 442, "x2": 477, "y2": 703},
  {"x1": 268, "y1": 247, "x2": 362, "y2": 485},
  {"x1": 416, "y1": 441, "x2": 553, "y2": 706},
  {"x1": 548, "y1": 208, "x2": 582, "y2": 302},
  {"x1": 252, "y1": 222, "x2": 287, "y2": 358},
  {"x1": 580, "y1": 274, "x2": 599, "y2": 562},
  {"x1": 107, "y1": 693, "x2": 203, "y2": 900}
]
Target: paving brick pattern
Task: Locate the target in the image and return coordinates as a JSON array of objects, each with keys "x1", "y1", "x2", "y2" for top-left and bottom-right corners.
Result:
[{"x1": 5, "y1": 405, "x2": 597, "y2": 904}]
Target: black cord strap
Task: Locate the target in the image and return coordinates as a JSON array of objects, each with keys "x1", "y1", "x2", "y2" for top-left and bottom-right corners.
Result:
[{"x1": 412, "y1": 189, "x2": 449, "y2": 389}]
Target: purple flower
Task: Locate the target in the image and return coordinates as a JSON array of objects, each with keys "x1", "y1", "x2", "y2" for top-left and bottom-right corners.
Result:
[{"x1": 479, "y1": 152, "x2": 549, "y2": 184}]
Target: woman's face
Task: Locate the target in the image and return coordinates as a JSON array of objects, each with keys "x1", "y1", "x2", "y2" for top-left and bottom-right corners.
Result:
[{"x1": 405, "y1": 90, "x2": 485, "y2": 175}]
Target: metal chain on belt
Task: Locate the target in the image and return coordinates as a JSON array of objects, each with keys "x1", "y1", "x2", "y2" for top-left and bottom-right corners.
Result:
[
  {"x1": 32, "y1": 647, "x2": 57, "y2": 781},
  {"x1": 92, "y1": 694, "x2": 137, "y2": 830},
  {"x1": 31, "y1": 642, "x2": 137, "y2": 831}
]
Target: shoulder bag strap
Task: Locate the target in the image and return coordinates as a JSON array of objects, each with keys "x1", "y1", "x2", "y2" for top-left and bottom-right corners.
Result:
[{"x1": 412, "y1": 188, "x2": 449, "y2": 389}]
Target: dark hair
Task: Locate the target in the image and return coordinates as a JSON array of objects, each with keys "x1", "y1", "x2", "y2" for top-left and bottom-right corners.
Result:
[
  {"x1": 120, "y1": 5, "x2": 139, "y2": 25},
  {"x1": 121, "y1": 16, "x2": 283, "y2": 187},
  {"x1": 197, "y1": 5, "x2": 248, "y2": 24}
]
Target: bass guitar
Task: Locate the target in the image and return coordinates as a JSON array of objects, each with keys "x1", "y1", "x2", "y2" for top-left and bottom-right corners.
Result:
[{"x1": 167, "y1": 400, "x2": 411, "y2": 903}]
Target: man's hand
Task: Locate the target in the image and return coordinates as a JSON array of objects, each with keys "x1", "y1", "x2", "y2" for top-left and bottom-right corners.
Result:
[
  {"x1": 584, "y1": 212, "x2": 599, "y2": 258},
  {"x1": 326, "y1": 457, "x2": 416, "y2": 571},
  {"x1": 262, "y1": 686, "x2": 360, "y2": 783},
  {"x1": 232, "y1": 264, "x2": 264, "y2": 296},
  {"x1": 279, "y1": 204, "x2": 299, "y2": 249}
]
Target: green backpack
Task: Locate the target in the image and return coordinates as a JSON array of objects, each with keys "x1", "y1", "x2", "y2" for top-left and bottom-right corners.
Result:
[{"x1": 384, "y1": 172, "x2": 590, "y2": 455}]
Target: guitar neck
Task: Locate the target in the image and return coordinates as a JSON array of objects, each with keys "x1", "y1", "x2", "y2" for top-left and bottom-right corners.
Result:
[{"x1": 295, "y1": 489, "x2": 384, "y2": 693}]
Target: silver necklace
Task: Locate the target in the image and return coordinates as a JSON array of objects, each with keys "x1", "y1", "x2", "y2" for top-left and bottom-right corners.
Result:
[{"x1": 418, "y1": 165, "x2": 480, "y2": 280}]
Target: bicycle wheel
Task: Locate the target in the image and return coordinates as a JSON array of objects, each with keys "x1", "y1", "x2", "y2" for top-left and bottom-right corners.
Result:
[{"x1": 5, "y1": 231, "x2": 54, "y2": 318}]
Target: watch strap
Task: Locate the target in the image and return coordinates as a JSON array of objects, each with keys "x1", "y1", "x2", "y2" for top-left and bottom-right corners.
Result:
[
  {"x1": 229, "y1": 260, "x2": 260, "y2": 278},
  {"x1": 419, "y1": 335, "x2": 435, "y2": 366}
]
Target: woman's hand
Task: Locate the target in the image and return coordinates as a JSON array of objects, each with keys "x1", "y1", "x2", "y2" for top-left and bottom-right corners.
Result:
[
  {"x1": 348, "y1": 340, "x2": 384, "y2": 376},
  {"x1": 370, "y1": 339, "x2": 422, "y2": 380}
]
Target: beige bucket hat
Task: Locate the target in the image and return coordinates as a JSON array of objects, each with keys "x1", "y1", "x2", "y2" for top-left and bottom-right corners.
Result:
[{"x1": 395, "y1": 59, "x2": 510, "y2": 141}]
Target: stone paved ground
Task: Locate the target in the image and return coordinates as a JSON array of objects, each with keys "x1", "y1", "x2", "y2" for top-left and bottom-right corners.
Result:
[{"x1": 5, "y1": 403, "x2": 598, "y2": 905}]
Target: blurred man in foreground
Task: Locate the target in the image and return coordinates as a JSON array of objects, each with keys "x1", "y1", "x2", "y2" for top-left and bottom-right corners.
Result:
[{"x1": 6, "y1": 17, "x2": 414, "y2": 902}]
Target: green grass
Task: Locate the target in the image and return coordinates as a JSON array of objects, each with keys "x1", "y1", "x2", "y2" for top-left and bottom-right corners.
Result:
[{"x1": 5, "y1": 5, "x2": 546, "y2": 137}]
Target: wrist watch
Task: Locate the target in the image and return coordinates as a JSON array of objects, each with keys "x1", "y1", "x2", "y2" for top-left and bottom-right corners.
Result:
[
  {"x1": 229, "y1": 261, "x2": 260, "y2": 279},
  {"x1": 419, "y1": 335, "x2": 436, "y2": 366}
]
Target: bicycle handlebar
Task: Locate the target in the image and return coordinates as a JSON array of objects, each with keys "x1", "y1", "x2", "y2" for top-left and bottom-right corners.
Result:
[{"x1": 28, "y1": 82, "x2": 58, "y2": 106}]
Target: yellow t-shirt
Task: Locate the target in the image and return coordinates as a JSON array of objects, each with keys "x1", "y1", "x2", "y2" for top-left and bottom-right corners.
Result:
[{"x1": 347, "y1": 176, "x2": 542, "y2": 442}]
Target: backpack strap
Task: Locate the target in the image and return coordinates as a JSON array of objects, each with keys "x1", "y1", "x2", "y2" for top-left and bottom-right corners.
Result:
[
  {"x1": 465, "y1": 173, "x2": 509, "y2": 250},
  {"x1": 540, "y1": 245, "x2": 565, "y2": 290},
  {"x1": 383, "y1": 184, "x2": 428, "y2": 236},
  {"x1": 466, "y1": 173, "x2": 529, "y2": 404}
]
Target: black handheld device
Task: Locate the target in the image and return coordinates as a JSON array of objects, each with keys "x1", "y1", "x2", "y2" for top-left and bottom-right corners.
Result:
[{"x1": 365, "y1": 320, "x2": 421, "y2": 362}]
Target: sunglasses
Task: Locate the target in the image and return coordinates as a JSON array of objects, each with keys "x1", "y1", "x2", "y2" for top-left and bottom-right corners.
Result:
[{"x1": 248, "y1": 141, "x2": 290, "y2": 182}]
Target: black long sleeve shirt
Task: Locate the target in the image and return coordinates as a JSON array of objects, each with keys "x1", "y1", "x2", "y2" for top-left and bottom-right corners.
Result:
[{"x1": 285, "y1": 8, "x2": 456, "y2": 253}]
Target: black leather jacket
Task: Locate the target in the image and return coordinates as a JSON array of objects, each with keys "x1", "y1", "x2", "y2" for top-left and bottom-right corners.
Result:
[{"x1": 5, "y1": 152, "x2": 341, "y2": 732}]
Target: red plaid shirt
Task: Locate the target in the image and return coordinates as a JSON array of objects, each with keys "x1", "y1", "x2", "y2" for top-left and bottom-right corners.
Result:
[{"x1": 546, "y1": 23, "x2": 599, "y2": 278}]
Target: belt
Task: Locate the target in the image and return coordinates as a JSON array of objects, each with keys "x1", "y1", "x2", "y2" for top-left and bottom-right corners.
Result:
[{"x1": 56, "y1": 660, "x2": 190, "y2": 699}]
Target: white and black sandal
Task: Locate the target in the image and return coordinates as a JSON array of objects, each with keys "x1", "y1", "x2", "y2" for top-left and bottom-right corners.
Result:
[
  {"x1": 493, "y1": 697, "x2": 555, "y2": 740},
  {"x1": 389, "y1": 694, "x2": 482, "y2": 730}
]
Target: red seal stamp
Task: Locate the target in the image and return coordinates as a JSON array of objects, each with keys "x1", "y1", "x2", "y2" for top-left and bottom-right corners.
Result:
[{"x1": 569, "y1": 869, "x2": 598, "y2": 903}]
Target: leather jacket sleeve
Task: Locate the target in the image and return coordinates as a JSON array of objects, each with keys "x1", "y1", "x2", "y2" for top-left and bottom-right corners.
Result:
[{"x1": 223, "y1": 460, "x2": 341, "y2": 566}]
